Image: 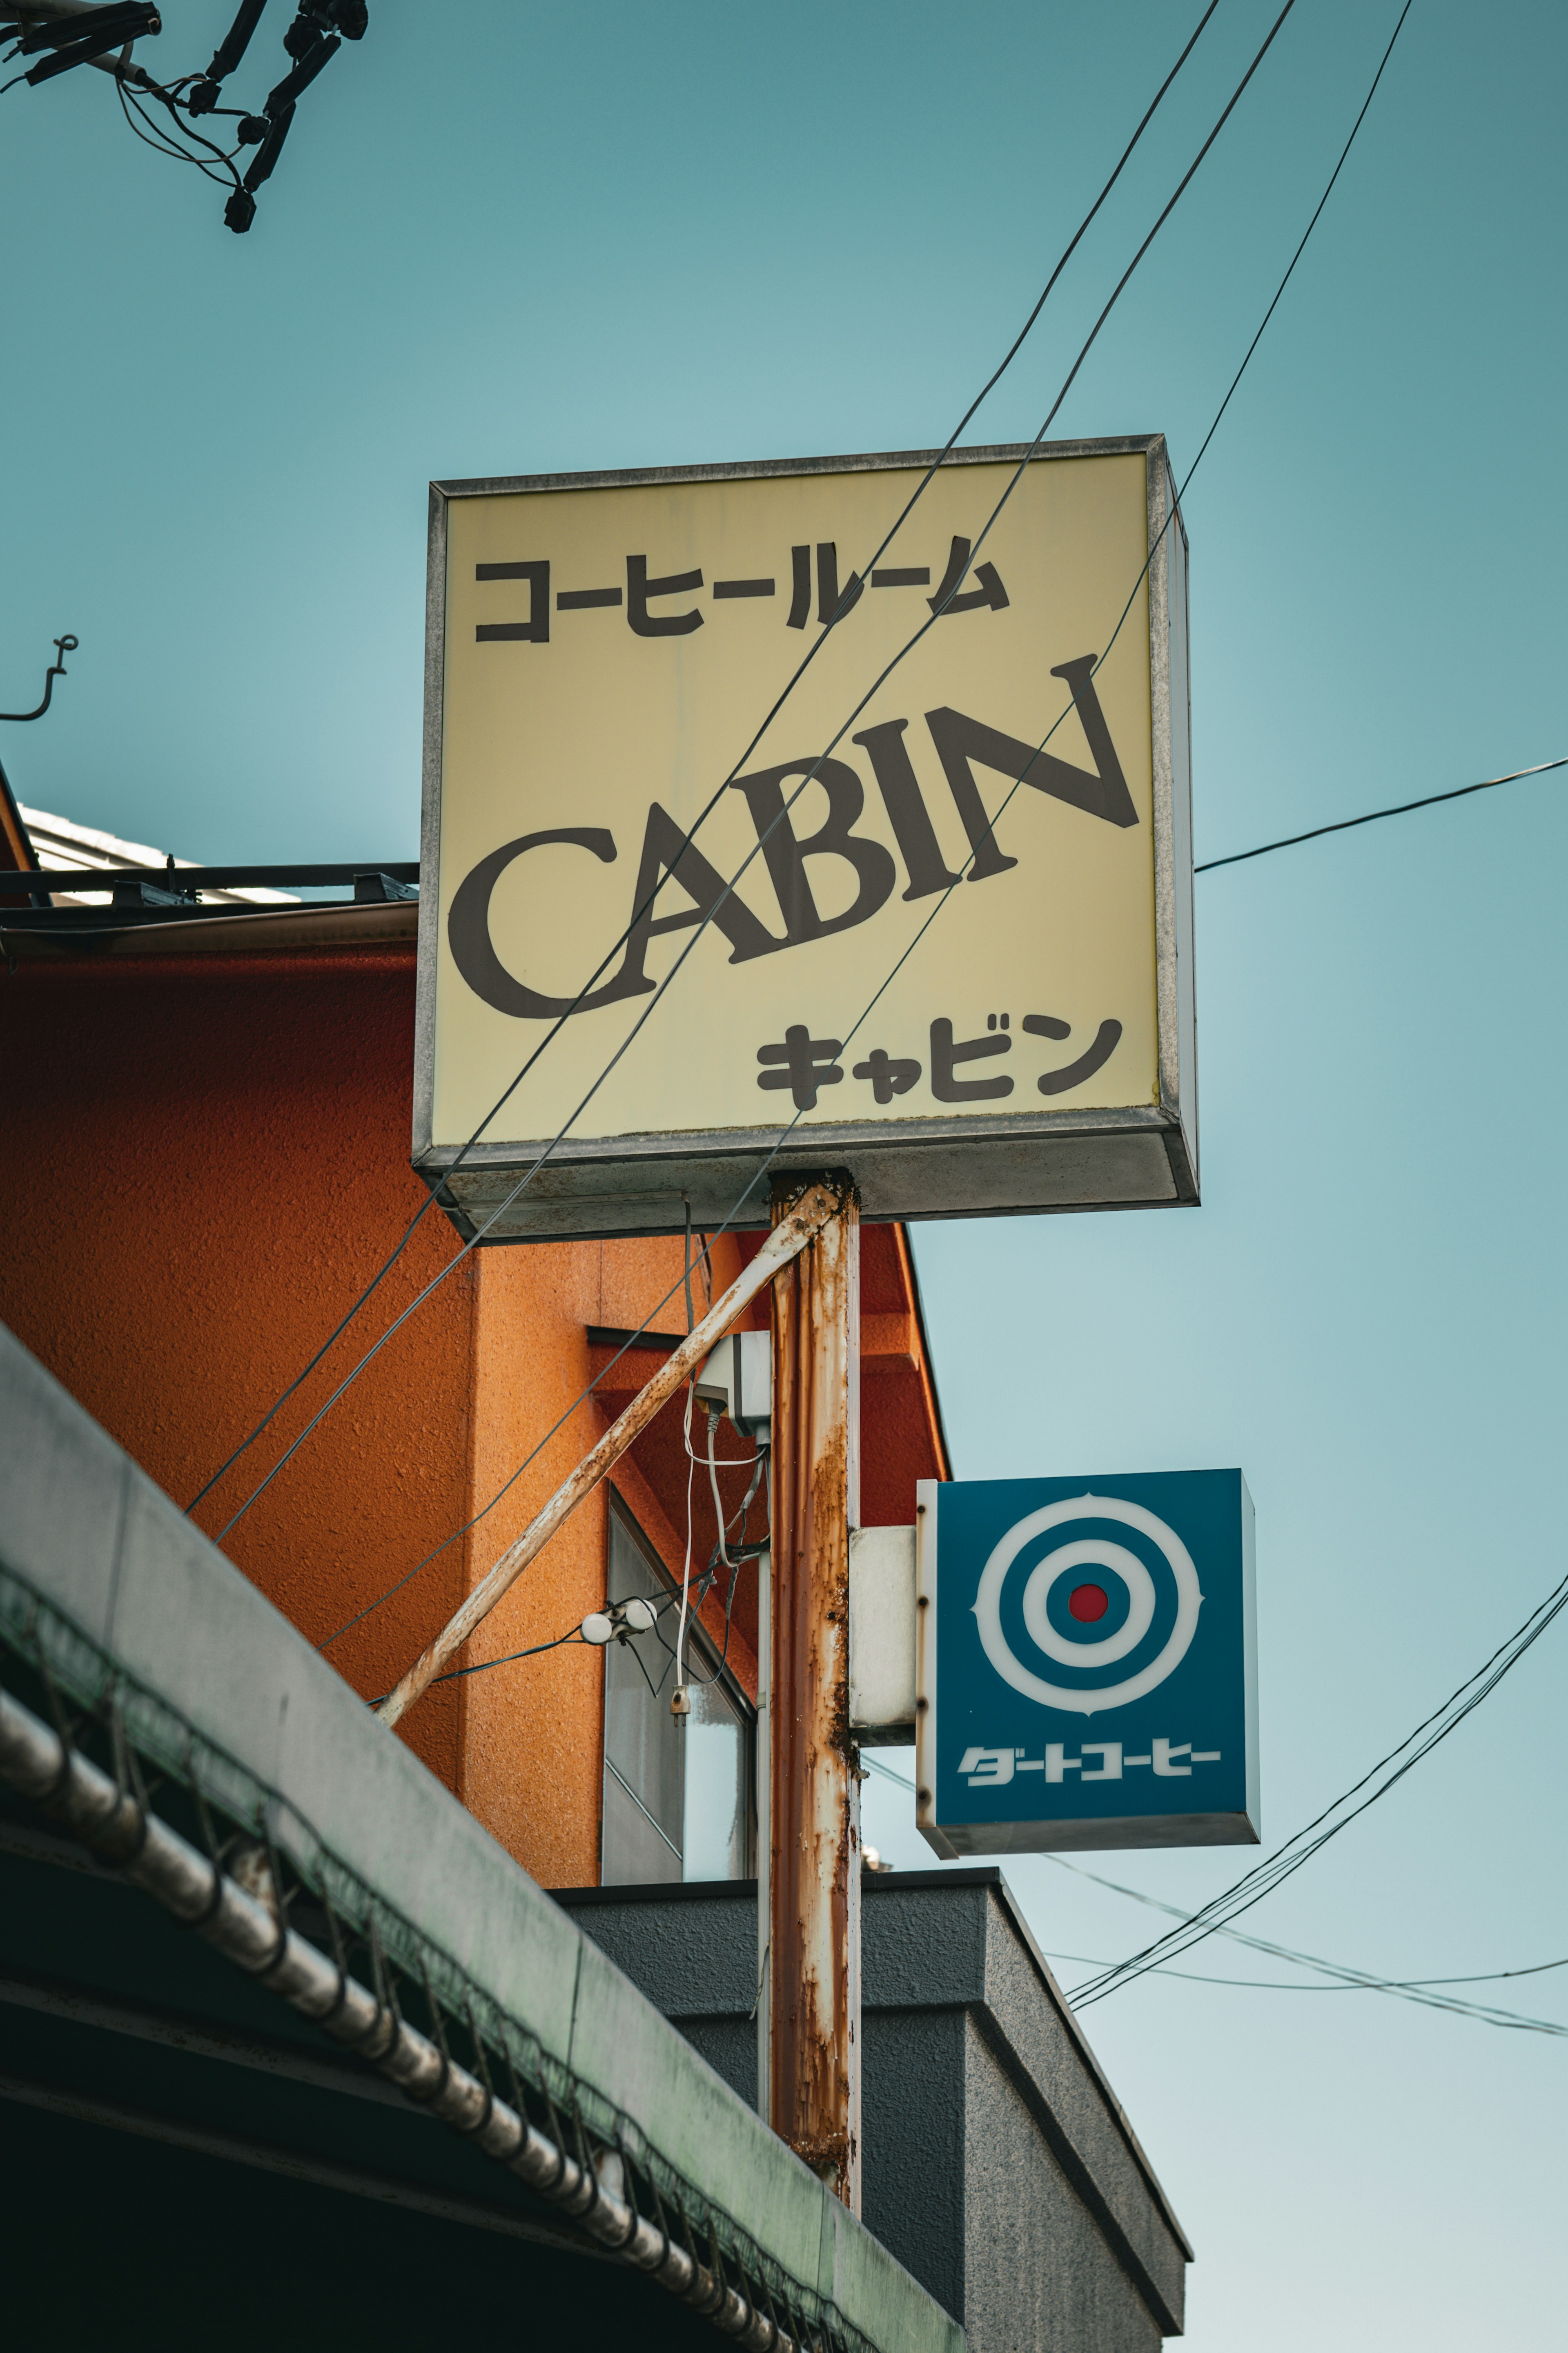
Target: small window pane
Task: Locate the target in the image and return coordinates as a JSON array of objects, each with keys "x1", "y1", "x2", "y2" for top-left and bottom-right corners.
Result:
[
  {"x1": 602, "y1": 1763, "x2": 681, "y2": 1885},
  {"x1": 684, "y1": 1674, "x2": 747, "y2": 1881},
  {"x1": 604, "y1": 1510, "x2": 682, "y2": 1862},
  {"x1": 601, "y1": 1492, "x2": 754, "y2": 1888}
]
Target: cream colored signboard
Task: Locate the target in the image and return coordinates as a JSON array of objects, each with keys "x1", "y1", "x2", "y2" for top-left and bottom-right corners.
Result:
[{"x1": 414, "y1": 439, "x2": 1196, "y2": 1241}]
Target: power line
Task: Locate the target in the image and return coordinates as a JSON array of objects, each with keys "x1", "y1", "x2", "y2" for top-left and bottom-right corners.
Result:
[
  {"x1": 396, "y1": 1495, "x2": 761, "y2": 1702},
  {"x1": 291, "y1": 2, "x2": 1405, "y2": 1653},
  {"x1": 1042, "y1": 1952, "x2": 1567, "y2": 2031},
  {"x1": 315, "y1": 1269, "x2": 769, "y2": 1658},
  {"x1": 399, "y1": 1624, "x2": 582, "y2": 1700},
  {"x1": 311, "y1": 1229, "x2": 765, "y2": 1652},
  {"x1": 200, "y1": 2, "x2": 1298, "y2": 1543},
  {"x1": 2, "y1": 1, "x2": 370, "y2": 233},
  {"x1": 1064, "y1": 1563, "x2": 1568, "y2": 2009},
  {"x1": 1040, "y1": 1852, "x2": 1568, "y2": 2030},
  {"x1": 1196, "y1": 756, "x2": 1567, "y2": 874},
  {"x1": 860, "y1": 1756, "x2": 1568, "y2": 2034},
  {"x1": 185, "y1": 2, "x2": 1222, "y2": 1527}
]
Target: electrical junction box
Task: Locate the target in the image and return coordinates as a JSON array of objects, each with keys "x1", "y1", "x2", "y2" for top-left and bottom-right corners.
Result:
[
  {"x1": 915, "y1": 1470, "x2": 1258, "y2": 1855},
  {"x1": 694, "y1": 1330, "x2": 771, "y2": 1436},
  {"x1": 847, "y1": 1524, "x2": 918, "y2": 1748}
]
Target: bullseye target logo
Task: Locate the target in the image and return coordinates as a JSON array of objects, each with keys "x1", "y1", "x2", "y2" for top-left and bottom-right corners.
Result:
[
  {"x1": 973, "y1": 1493, "x2": 1201, "y2": 1716},
  {"x1": 916, "y1": 1470, "x2": 1260, "y2": 1858}
]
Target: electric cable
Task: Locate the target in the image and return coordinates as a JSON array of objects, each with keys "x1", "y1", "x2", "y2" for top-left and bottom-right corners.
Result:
[
  {"x1": 673, "y1": 1382, "x2": 699, "y2": 1705},
  {"x1": 861, "y1": 1757, "x2": 1568, "y2": 2032},
  {"x1": 373, "y1": 1561, "x2": 748, "y2": 1700},
  {"x1": 2, "y1": 2, "x2": 366, "y2": 229},
  {"x1": 1036, "y1": 1950, "x2": 1567, "y2": 2029},
  {"x1": 1071, "y1": 1583, "x2": 1568, "y2": 2005},
  {"x1": 708, "y1": 1410, "x2": 731, "y2": 1572},
  {"x1": 183, "y1": 1, "x2": 1224, "y2": 1523},
  {"x1": 311, "y1": 1224, "x2": 770, "y2": 1654},
  {"x1": 116, "y1": 80, "x2": 236, "y2": 181},
  {"x1": 681, "y1": 1443, "x2": 769, "y2": 1692},
  {"x1": 200, "y1": 4, "x2": 1298, "y2": 1544},
  {"x1": 1040, "y1": 1853, "x2": 1568, "y2": 2027},
  {"x1": 1196, "y1": 756, "x2": 1567, "y2": 874},
  {"x1": 624, "y1": 1625, "x2": 668, "y2": 1704},
  {"x1": 310, "y1": 7, "x2": 1407, "y2": 1659},
  {"x1": 1065, "y1": 1563, "x2": 1568, "y2": 2008},
  {"x1": 369, "y1": 1623, "x2": 584, "y2": 1705}
]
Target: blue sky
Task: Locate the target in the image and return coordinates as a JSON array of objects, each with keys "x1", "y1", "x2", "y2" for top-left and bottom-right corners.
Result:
[{"x1": 5, "y1": 4, "x2": 1566, "y2": 2345}]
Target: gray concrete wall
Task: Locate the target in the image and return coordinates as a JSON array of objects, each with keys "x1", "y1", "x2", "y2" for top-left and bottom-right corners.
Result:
[
  {"x1": 0, "y1": 1323, "x2": 965, "y2": 2353},
  {"x1": 557, "y1": 1872, "x2": 1191, "y2": 2349}
]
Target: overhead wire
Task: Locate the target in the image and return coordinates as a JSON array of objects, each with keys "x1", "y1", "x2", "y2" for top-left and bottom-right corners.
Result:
[
  {"x1": 122, "y1": 76, "x2": 242, "y2": 183},
  {"x1": 370, "y1": 1623, "x2": 584, "y2": 1705},
  {"x1": 2, "y1": 9, "x2": 355, "y2": 227},
  {"x1": 671, "y1": 1376, "x2": 770, "y2": 1699},
  {"x1": 1063, "y1": 1563, "x2": 1568, "y2": 2009},
  {"x1": 372, "y1": 1526, "x2": 764, "y2": 1700},
  {"x1": 311, "y1": 1226, "x2": 769, "y2": 1655},
  {"x1": 345, "y1": 0, "x2": 1555, "y2": 2011},
  {"x1": 116, "y1": 80, "x2": 233, "y2": 181},
  {"x1": 708, "y1": 1409, "x2": 732, "y2": 1573},
  {"x1": 860, "y1": 1757, "x2": 1568, "y2": 2033},
  {"x1": 1196, "y1": 754, "x2": 1567, "y2": 873},
  {"x1": 199, "y1": 1, "x2": 1297, "y2": 1544},
  {"x1": 673, "y1": 1381, "x2": 699, "y2": 1701},
  {"x1": 313, "y1": 0, "x2": 1403, "y2": 1663},
  {"x1": 681, "y1": 1440, "x2": 769, "y2": 1692},
  {"x1": 1039, "y1": 1854, "x2": 1568, "y2": 2029},
  {"x1": 1038, "y1": 1953, "x2": 1567, "y2": 2028},
  {"x1": 184, "y1": 0, "x2": 1224, "y2": 1525}
]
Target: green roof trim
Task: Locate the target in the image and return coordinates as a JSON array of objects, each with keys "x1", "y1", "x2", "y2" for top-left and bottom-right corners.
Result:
[{"x1": 0, "y1": 1322, "x2": 963, "y2": 2353}]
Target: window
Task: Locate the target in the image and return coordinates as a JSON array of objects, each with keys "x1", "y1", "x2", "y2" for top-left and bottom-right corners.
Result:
[{"x1": 601, "y1": 1491, "x2": 754, "y2": 1885}]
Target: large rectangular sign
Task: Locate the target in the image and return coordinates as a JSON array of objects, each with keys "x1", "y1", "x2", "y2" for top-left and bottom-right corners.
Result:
[
  {"x1": 414, "y1": 439, "x2": 1196, "y2": 1242},
  {"x1": 915, "y1": 1470, "x2": 1258, "y2": 1854}
]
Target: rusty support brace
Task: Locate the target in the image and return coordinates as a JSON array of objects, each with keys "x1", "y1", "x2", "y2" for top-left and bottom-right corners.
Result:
[
  {"x1": 766, "y1": 1173, "x2": 860, "y2": 2210},
  {"x1": 378, "y1": 1180, "x2": 842, "y2": 1729}
]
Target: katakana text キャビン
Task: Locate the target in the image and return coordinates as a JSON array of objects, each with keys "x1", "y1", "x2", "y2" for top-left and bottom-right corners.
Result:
[{"x1": 755, "y1": 1014, "x2": 1125, "y2": 1112}]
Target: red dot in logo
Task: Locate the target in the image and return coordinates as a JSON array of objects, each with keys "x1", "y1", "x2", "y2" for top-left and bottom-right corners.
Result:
[{"x1": 1069, "y1": 1584, "x2": 1109, "y2": 1624}]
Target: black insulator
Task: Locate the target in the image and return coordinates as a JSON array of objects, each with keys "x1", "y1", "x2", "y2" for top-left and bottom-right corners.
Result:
[
  {"x1": 243, "y1": 101, "x2": 293, "y2": 189},
  {"x1": 18, "y1": 2, "x2": 159, "y2": 54},
  {"x1": 186, "y1": 77, "x2": 220, "y2": 114},
  {"x1": 205, "y1": 0, "x2": 269, "y2": 83},
  {"x1": 236, "y1": 115, "x2": 269, "y2": 143},
  {"x1": 224, "y1": 187, "x2": 257, "y2": 234},
  {"x1": 282, "y1": 13, "x2": 316, "y2": 57},
  {"x1": 264, "y1": 30, "x2": 337, "y2": 115}
]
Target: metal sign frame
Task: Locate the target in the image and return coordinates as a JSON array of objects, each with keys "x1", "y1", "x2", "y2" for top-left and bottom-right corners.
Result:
[{"x1": 413, "y1": 438, "x2": 1196, "y2": 1244}]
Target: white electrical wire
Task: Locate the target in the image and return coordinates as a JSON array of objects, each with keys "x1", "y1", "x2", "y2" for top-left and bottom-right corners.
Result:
[
  {"x1": 708, "y1": 1408, "x2": 731, "y2": 1573},
  {"x1": 673, "y1": 1381, "x2": 697, "y2": 1712}
]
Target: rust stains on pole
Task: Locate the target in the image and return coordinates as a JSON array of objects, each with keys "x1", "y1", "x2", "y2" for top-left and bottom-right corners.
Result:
[
  {"x1": 767, "y1": 1172, "x2": 860, "y2": 2210},
  {"x1": 377, "y1": 1183, "x2": 842, "y2": 1729}
]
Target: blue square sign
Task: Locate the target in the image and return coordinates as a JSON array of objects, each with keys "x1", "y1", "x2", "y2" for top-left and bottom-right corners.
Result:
[{"x1": 915, "y1": 1470, "x2": 1259, "y2": 1855}]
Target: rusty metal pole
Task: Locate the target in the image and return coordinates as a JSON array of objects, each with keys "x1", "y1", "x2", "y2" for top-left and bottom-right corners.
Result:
[{"x1": 766, "y1": 1173, "x2": 860, "y2": 2209}]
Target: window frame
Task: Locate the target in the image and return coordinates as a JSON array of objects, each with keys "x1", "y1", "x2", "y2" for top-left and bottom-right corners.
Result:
[{"x1": 601, "y1": 1485, "x2": 756, "y2": 1885}]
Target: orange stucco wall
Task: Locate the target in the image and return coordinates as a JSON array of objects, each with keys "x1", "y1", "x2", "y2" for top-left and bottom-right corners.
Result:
[{"x1": 0, "y1": 932, "x2": 945, "y2": 1887}]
